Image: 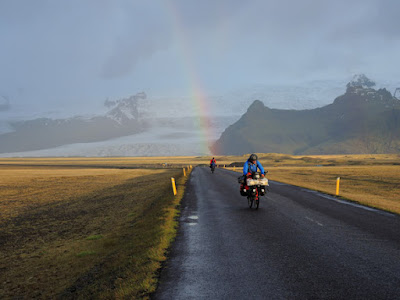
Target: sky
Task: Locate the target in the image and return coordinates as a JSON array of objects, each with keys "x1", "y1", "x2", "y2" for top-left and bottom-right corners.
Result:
[{"x1": 1, "y1": 0, "x2": 400, "y2": 113}]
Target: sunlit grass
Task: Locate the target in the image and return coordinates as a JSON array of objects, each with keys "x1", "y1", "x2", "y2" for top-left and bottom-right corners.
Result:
[
  {"x1": 266, "y1": 165, "x2": 400, "y2": 214},
  {"x1": 2, "y1": 152, "x2": 399, "y2": 167},
  {"x1": 0, "y1": 167, "x2": 165, "y2": 222},
  {"x1": 0, "y1": 163, "x2": 189, "y2": 299}
]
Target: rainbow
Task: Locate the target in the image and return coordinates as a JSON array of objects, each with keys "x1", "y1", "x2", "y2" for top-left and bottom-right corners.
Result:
[{"x1": 164, "y1": 2, "x2": 216, "y2": 155}]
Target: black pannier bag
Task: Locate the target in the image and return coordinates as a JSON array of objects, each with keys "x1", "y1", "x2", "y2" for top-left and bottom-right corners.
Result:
[{"x1": 238, "y1": 175, "x2": 247, "y2": 196}]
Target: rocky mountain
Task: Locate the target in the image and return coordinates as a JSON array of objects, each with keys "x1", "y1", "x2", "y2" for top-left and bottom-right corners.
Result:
[
  {"x1": 0, "y1": 95, "x2": 10, "y2": 111},
  {"x1": 346, "y1": 74, "x2": 376, "y2": 89},
  {"x1": 0, "y1": 93, "x2": 147, "y2": 153},
  {"x1": 212, "y1": 76, "x2": 400, "y2": 155}
]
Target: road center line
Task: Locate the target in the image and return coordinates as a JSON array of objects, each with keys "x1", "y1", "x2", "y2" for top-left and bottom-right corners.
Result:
[{"x1": 305, "y1": 216, "x2": 324, "y2": 226}]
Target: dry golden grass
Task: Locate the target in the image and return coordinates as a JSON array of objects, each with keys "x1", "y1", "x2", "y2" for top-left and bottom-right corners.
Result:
[
  {"x1": 256, "y1": 153, "x2": 400, "y2": 167},
  {"x1": 0, "y1": 155, "x2": 246, "y2": 168},
  {"x1": 0, "y1": 167, "x2": 163, "y2": 222},
  {"x1": 266, "y1": 165, "x2": 400, "y2": 214},
  {"x1": 1, "y1": 153, "x2": 399, "y2": 168},
  {"x1": 0, "y1": 156, "x2": 204, "y2": 167},
  {"x1": 0, "y1": 163, "x2": 189, "y2": 299}
]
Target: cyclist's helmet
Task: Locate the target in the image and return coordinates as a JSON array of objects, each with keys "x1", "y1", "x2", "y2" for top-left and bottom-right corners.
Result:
[{"x1": 249, "y1": 153, "x2": 258, "y2": 161}]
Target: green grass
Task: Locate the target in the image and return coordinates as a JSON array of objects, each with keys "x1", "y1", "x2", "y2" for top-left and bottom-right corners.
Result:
[{"x1": 86, "y1": 235, "x2": 103, "y2": 240}]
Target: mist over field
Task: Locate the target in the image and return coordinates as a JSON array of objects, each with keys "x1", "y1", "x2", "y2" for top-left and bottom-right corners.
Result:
[{"x1": 1, "y1": 1, "x2": 400, "y2": 156}]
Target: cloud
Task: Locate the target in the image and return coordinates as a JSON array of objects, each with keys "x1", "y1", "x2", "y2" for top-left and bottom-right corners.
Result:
[
  {"x1": 100, "y1": 24, "x2": 171, "y2": 79},
  {"x1": 0, "y1": 0, "x2": 399, "y2": 109}
]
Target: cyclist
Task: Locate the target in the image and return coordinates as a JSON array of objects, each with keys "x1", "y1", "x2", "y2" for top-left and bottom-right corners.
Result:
[
  {"x1": 210, "y1": 157, "x2": 216, "y2": 168},
  {"x1": 240, "y1": 154, "x2": 265, "y2": 193}
]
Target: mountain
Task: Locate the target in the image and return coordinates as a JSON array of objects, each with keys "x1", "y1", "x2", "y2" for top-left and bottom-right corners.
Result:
[
  {"x1": 0, "y1": 79, "x2": 349, "y2": 156},
  {"x1": 0, "y1": 95, "x2": 10, "y2": 111},
  {"x1": 1, "y1": 75, "x2": 398, "y2": 157},
  {"x1": 212, "y1": 76, "x2": 400, "y2": 155},
  {"x1": 0, "y1": 93, "x2": 146, "y2": 154}
]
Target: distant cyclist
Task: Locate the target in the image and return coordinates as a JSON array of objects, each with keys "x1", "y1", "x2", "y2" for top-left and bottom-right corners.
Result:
[
  {"x1": 210, "y1": 157, "x2": 216, "y2": 167},
  {"x1": 210, "y1": 157, "x2": 216, "y2": 173}
]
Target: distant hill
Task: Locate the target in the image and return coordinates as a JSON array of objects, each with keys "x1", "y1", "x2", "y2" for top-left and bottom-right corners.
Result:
[
  {"x1": 0, "y1": 93, "x2": 146, "y2": 153},
  {"x1": 212, "y1": 76, "x2": 400, "y2": 155}
]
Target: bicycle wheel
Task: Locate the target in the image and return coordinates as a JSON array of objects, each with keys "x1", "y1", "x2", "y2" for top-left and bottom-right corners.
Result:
[
  {"x1": 247, "y1": 196, "x2": 253, "y2": 208},
  {"x1": 255, "y1": 198, "x2": 259, "y2": 209}
]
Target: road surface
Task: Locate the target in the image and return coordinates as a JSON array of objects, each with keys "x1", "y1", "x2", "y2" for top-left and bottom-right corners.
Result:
[{"x1": 154, "y1": 167, "x2": 400, "y2": 299}]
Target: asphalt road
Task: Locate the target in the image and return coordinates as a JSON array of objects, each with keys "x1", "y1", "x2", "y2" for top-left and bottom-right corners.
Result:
[{"x1": 153, "y1": 167, "x2": 400, "y2": 299}]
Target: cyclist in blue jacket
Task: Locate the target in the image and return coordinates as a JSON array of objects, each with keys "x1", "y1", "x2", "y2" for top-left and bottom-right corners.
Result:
[
  {"x1": 239, "y1": 154, "x2": 266, "y2": 195},
  {"x1": 243, "y1": 153, "x2": 265, "y2": 177}
]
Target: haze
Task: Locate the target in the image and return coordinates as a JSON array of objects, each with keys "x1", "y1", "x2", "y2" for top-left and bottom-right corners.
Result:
[{"x1": 1, "y1": 0, "x2": 400, "y2": 116}]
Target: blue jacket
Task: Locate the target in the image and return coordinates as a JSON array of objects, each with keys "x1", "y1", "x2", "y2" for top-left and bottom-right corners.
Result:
[{"x1": 243, "y1": 159, "x2": 265, "y2": 175}]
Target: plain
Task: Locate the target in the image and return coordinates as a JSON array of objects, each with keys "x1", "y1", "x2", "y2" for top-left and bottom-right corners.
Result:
[{"x1": 0, "y1": 153, "x2": 399, "y2": 298}]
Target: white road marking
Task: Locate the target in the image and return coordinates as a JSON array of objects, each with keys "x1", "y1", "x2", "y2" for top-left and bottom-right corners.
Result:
[
  {"x1": 305, "y1": 216, "x2": 324, "y2": 226},
  {"x1": 312, "y1": 192, "x2": 395, "y2": 217}
]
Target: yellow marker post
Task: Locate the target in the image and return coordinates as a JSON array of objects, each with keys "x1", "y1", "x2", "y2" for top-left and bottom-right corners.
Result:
[
  {"x1": 336, "y1": 177, "x2": 340, "y2": 196},
  {"x1": 171, "y1": 177, "x2": 177, "y2": 195},
  {"x1": 233, "y1": 166, "x2": 236, "y2": 172},
  {"x1": 183, "y1": 168, "x2": 186, "y2": 176}
]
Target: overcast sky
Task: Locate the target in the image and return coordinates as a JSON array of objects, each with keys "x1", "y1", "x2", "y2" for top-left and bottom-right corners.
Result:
[{"x1": 1, "y1": 0, "x2": 399, "y2": 111}]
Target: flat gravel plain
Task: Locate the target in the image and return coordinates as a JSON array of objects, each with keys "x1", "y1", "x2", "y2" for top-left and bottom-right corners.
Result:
[{"x1": 154, "y1": 167, "x2": 400, "y2": 299}]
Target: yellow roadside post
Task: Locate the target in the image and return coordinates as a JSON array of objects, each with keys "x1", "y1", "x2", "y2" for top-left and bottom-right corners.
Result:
[
  {"x1": 171, "y1": 178, "x2": 177, "y2": 195},
  {"x1": 336, "y1": 177, "x2": 340, "y2": 196},
  {"x1": 233, "y1": 166, "x2": 236, "y2": 172},
  {"x1": 183, "y1": 168, "x2": 186, "y2": 176}
]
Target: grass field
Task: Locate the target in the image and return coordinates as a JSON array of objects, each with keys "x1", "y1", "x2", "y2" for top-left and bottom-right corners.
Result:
[
  {"x1": 266, "y1": 165, "x2": 400, "y2": 214},
  {"x1": 0, "y1": 163, "x2": 189, "y2": 299},
  {"x1": 1, "y1": 153, "x2": 398, "y2": 168},
  {"x1": 0, "y1": 153, "x2": 399, "y2": 298}
]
